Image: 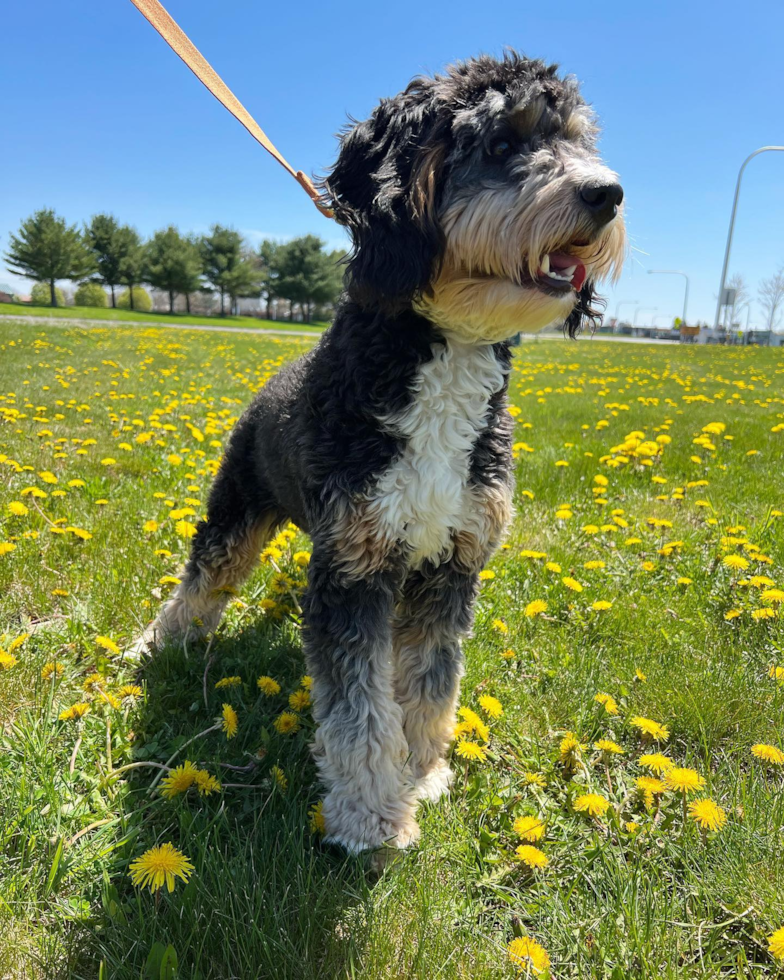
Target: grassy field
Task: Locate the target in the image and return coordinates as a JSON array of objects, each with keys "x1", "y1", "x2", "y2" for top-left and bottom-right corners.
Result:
[
  {"x1": 2, "y1": 318, "x2": 784, "y2": 979},
  {"x1": 0, "y1": 300, "x2": 325, "y2": 331}
]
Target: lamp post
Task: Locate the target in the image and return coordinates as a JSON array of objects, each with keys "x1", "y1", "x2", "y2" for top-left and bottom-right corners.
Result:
[
  {"x1": 614, "y1": 299, "x2": 638, "y2": 323},
  {"x1": 648, "y1": 270, "x2": 689, "y2": 325},
  {"x1": 633, "y1": 306, "x2": 657, "y2": 326},
  {"x1": 714, "y1": 146, "x2": 784, "y2": 329}
]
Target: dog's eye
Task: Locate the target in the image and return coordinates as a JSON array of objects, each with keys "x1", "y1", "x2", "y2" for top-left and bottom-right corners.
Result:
[{"x1": 489, "y1": 139, "x2": 513, "y2": 158}]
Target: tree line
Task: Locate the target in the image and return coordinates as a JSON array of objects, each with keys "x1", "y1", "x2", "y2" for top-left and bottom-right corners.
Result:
[{"x1": 4, "y1": 209, "x2": 345, "y2": 321}]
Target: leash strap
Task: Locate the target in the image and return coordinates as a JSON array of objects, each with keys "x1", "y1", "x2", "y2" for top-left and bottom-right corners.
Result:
[{"x1": 127, "y1": 0, "x2": 333, "y2": 219}]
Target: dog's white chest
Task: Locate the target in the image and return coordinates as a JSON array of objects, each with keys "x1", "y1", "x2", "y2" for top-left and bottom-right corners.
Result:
[{"x1": 367, "y1": 339, "x2": 506, "y2": 564}]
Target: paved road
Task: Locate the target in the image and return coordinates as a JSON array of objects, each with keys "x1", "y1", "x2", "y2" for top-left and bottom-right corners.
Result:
[{"x1": 0, "y1": 312, "x2": 320, "y2": 338}]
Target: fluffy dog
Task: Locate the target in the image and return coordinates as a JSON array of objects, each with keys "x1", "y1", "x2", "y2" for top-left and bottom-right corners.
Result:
[{"x1": 134, "y1": 52, "x2": 625, "y2": 853}]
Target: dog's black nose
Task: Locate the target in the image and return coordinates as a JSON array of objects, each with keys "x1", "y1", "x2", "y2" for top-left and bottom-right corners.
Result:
[{"x1": 579, "y1": 182, "x2": 624, "y2": 225}]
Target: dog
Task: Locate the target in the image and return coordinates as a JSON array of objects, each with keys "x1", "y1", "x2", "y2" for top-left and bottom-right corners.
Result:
[{"x1": 133, "y1": 52, "x2": 625, "y2": 854}]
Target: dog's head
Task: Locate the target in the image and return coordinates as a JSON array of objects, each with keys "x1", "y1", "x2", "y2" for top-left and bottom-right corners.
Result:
[{"x1": 322, "y1": 52, "x2": 626, "y2": 342}]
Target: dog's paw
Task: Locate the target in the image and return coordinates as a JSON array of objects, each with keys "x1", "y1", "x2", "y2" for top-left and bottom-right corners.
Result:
[
  {"x1": 414, "y1": 759, "x2": 454, "y2": 803},
  {"x1": 322, "y1": 793, "x2": 420, "y2": 855}
]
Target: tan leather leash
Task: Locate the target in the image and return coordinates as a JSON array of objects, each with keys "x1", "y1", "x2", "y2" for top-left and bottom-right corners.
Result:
[{"x1": 127, "y1": 0, "x2": 334, "y2": 219}]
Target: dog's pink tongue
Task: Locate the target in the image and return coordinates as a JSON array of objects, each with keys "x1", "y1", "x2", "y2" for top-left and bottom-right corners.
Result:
[{"x1": 548, "y1": 252, "x2": 587, "y2": 291}]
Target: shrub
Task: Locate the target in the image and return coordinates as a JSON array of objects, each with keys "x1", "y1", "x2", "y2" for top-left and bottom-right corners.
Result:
[
  {"x1": 30, "y1": 282, "x2": 65, "y2": 306},
  {"x1": 74, "y1": 282, "x2": 108, "y2": 308},
  {"x1": 117, "y1": 287, "x2": 152, "y2": 312}
]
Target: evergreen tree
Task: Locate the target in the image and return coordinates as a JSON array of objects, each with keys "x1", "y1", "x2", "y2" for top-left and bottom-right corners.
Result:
[
  {"x1": 143, "y1": 227, "x2": 202, "y2": 314},
  {"x1": 84, "y1": 214, "x2": 136, "y2": 307},
  {"x1": 199, "y1": 225, "x2": 257, "y2": 316},
  {"x1": 4, "y1": 208, "x2": 94, "y2": 306},
  {"x1": 117, "y1": 227, "x2": 145, "y2": 311}
]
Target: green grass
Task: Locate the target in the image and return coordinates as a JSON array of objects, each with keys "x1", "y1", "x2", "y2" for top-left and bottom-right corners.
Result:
[
  {"x1": 2, "y1": 319, "x2": 784, "y2": 978},
  {"x1": 0, "y1": 300, "x2": 326, "y2": 331}
]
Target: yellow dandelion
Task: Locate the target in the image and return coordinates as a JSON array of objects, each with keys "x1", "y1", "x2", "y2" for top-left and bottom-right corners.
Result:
[
  {"x1": 7, "y1": 501, "x2": 29, "y2": 517},
  {"x1": 630, "y1": 716, "x2": 670, "y2": 741},
  {"x1": 688, "y1": 797, "x2": 726, "y2": 832},
  {"x1": 573, "y1": 793, "x2": 610, "y2": 818},
  {"x1": 594, "y1": 738, "x2": 624, "y2": 755},
  {"x1": 128, "y1": 842, "x2": 194, "y2": 894},
  {"x1": 457, "y1": 706, "x2": 490, "y2": 742},
  {"x1": 455, "y1": 739, "x2": 487, "y2": 762},
  {"x1": 636, "y1": 775, "x2": 666, "y2": 808},
  {"x1": 562, "y1": 576, "x2": 583, "y2": 592},
  {"x1": 524, "y1": 599, "x2": 547, "y2": 618},
  {"x1": 515, "y1": 844, "x2": 549, "y2": 869},
  {"x1": 41, "y1": 662, "x2": 65, "y2": 681},
  {"x1": 300, "y1": 675, "x2": 313, "y2": 689},
  {"x1": 769, "y1": 665, "x2": 784, "y2": 683},
  {"x1": 215, "y1": 675, "x2": 242, "y2": 689},
  {"x1": 59, "y1": 702, "x2": 91, "y2": 721},
  {"x1": 501, "y1": 647, "x2": 516, "y2": 660},
  {"x1": 507, "y1": 936, "x2": 550, "y2": 975},
  {"x1": 523, "y1": 772, "x2": 547, "y2": 788},
  {"x1": 257, "y1": 675, "x2": 281, "y2": 696},
  {"x1": 95, "y1": 635, "x2": 121, "y2": 656},
  {"x1": 492, "y1": 619, "x2": 509, "y2": 634},
  {"x1": 289, "y1": 689, "x2": 311, "y2": 711},
  {"x1": 143, "y1": 520, "x2": 159, "y2": 533},
  {"x1": 478, "y1": 569, "x2": 495, "y2": 581},
  {"x1": 270, "y1": 765, "x2": 288, "y2": 791},
  {"x1": 638, "y1": 752, "x2": 674, "y2": 774},
  {"x1": 160, "y1": 761, "x2": 199, "y2": 799},
  {"x1": 83, "y1": 672, "x2": 105, "y2": 693},
  {"x1": 664, "y1": 767, "x2": 705, "y2": 794},
  {"x1": 513, "y1": 815, "x2": 545, "y2": 841},
  {"x1": 478, "y1": 694, "x2": 503, "y2": 719},
  {"x1": 0, "y1": 542, "x2": 17, "y2": 556},
  {"x1": 221, "y1": 703, "x2": 238, "y2": 739},
  {"x1": 0, "y1": 651, "x2": 18, "y2": 670},
  {"x1": 308, "y1": 800, "x2": 326, "y2": 834},
  {"x1": 591, "y1": 600, "x2": 613, "y2": 611},
  {"x1": 594, "y1": 692, "x2": 619, "y2": 715},
  {"x1": 752, "y1": 607, "x2": 776, "y2": 621},
  {"x1": 119, "y1": 684, "x2": 143, "y2": 700},
  {"x1": 273, "y1": 711, "x2": 300, "y2": 735},
  {"x1": 751, "y1": 743, "x2": 784, "y2": 765},
  {"x1": 724, "y1": 609, "x2": 742, "y2": 621},
  {"x1": 768, "y1": 928, "x2": 784, "y2": 961},
  {"x1": 193, "y1": 770, "x2": 221, "y2": 796}
]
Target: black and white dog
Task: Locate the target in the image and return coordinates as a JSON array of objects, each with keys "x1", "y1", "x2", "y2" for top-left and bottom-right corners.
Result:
[{"x1": 135, "y1": 53, "x2": 625, "y2": 854}]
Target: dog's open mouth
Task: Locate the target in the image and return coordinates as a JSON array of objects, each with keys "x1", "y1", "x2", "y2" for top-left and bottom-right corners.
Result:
[{"x1": 535, "y1": 252, "x2": 587, "y2": 293}]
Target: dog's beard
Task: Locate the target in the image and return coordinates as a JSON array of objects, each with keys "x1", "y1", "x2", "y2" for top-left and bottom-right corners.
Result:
[{"x1": 418, "y1": 154, "x2": 626, "y2": 343}]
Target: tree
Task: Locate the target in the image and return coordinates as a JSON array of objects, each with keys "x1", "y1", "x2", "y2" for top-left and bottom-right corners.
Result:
[
  {"x1": 117, "y1": 286, "x2": 152, "y2": 312},
  {"x1": 199, "y1": 225, "x2": 258, "y2": 317},
  {"x1": 84, "y1": 214, "x2": 138, "y2": 307},
  {"x1": 4, "y1": 208, "x2": 94, "y2": 306},
  {"x1": 117, "y1": 227, "x2": 145, "y2": 311},
  {"x1": 272, "y1": 235, "x2": 344, "y2": 322},
  {"x1": 759, "y1": 267, "x2": 784, "y2": 331},
  {"x1": 74, "y1": 282, "x2": 108, "y2": 307},
  {"x1": 257, "y1": 239, "x2": 280, "y2": 319},
  {"x1": 31, "y1": 282, "x2": 65, "y2": 306},
  {"x1": 143, "y1": 226, "x2": 202, "y2": 314}
]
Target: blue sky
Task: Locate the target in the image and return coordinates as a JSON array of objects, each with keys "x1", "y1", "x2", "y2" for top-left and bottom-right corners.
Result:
[{"x1": 2, "y1": 0, "x2": 783, "y2": 326}]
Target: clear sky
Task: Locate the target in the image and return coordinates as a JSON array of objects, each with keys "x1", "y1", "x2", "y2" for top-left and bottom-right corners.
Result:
[{"x1": 2, "y1": 0, "x2": 782, "y2": 326}]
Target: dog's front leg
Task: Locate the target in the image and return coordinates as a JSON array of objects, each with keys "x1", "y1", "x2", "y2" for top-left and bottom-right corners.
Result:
[
  {"x1": 303, "y1": 547, "x2": 418, "y2": 854},
  {"x1": 393, "y1": 559, "x2": 479, "y2": 803}
]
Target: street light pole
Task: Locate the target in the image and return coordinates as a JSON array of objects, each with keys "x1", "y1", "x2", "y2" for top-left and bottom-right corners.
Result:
[
  {"x1": 648, "y1": 270, "x2": 690, "y2": 325},
  {"x1": 614, "y1": 299, "x2": 638, "y2": 322},
  {"x1": 713, "y1": 146, "x2": 784, "y2": 329}
]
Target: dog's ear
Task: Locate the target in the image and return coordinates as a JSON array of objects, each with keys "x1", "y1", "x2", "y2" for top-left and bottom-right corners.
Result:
[
  {"x1": 322, "y1": 92, "x2": 448, "y2": 313},
  {"x1": 564, "y1": 280, "x2": 604, "y2": 338}
]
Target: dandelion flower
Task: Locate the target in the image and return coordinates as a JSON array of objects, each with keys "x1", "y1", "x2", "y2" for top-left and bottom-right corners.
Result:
[
  {"x1": 664, "y1": 767, "x2": 705, "y2": 794},
  {"x1": 594, "y1": 738, "x2": 624, "y2": 755},
  {"x1": 513, "y1": 815, "x2": 545, "y2": 841},
  {"x1": 257, "y1": 675, "x2": 281, "y2": 696},
  {"x1": 752, "y1": 607, "x2": 776, "y2": 621},
  {"x1": 724, "y1": 609, "x2": 742, "y2": 621},
  {"x1": 592, "y1": 600, "x2": 612, "y2": 611},
  {"x1": 215, "y1": 675, "x2": 242, "y2": 689},
  {"x1": 457, "y1": 706, "x2": 490, "y2": 742},
  {"x1": 289, "y1": 689, "x2": 311, "y2": 711},
  {"x1": 0, "y1": 542, "x2": 17, "y2": 556},
  {"x1": 636, "y1": 776, "x2": 666, "y2": 808},
  {"x1": 507, "y1": 936, "x2": 550, "y2": 975},
  {"x1": 492, "y1": 619, "x2": 509, "y2": 634},
  {"x1": 595, "y1": 692, "x2": 619, "y2": 715},
  {"x1": 688, "y1": 797, "x2": 727, "y2": 831},
  {"x1": 273, "y1": 711, "x2": 300, "y2": 735},
  {"x1": 524, "y1": 599, "x2": 547, "y2": 618},
  {"x1": 128, "y1": 842, "x2": 194, "y2": 894},
  {"x1": 119, "y1": 683, "x2": 142, "y2": 700},
  {"x1": 194, "y1": 770, "x2": 221, "y2": 796},
  {"x1": 41, "y1": 662, "x2": 65, "y2": 681},
  {"x1": 308, "y1": 800, "x2": 325, "y2": 834},
  {"x1": 478, "y1": 694, "x2": 503, "y2": 719},
  {"x1": 0, "y1": 651, "x2": 18, "y2": 670},
  {"x1": 95, "y1": 635, "x2": 120, "y2": 656},
  {"x1": 455, "y1": 739, "x2": 487, "y2": 762},
  {"x1": 562, "y1": 576, "x2": 583, "y2": 592},
  {"x1": 523, "y1": 772, "x2": 547, "y2": 788},
  {"x1": 768, "y1": 928, "x2": 784, "y2": 961},
  {"x1": 639, "y1": 753, "x2": 674, "y2": 774},
  {"x1": 221, "y1": 703, "x2": 238, "y2": 739},
  {"x1": 160, "y1": 761, "x2": 199, "y2": 798},
  {"x1": 7, "y1": 501, "x2": 29, "y2": 517},
  {"x1": 722, "y1": 554, "x2": 749, "y2": 571},
  {"x1": 574, "y1": 793, "x2": 610, "y2": 818},
  {"x1": 515, "y1": 844, "x2": 549, "y2": 869},
  {"x1": 751, "y1": 743, "x2": 784, "y2": 765},
  {"x1": 59, "y1": 702, "x2": 90, "y2": 721},
  {"x1": 630, "y1": 716, "x2": 670, "y2": 741}
]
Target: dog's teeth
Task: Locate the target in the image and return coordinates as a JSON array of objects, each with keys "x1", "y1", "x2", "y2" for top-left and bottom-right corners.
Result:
[
  {"x1": 562, "y1": 265, "x2": 577, "y2": 279},
  {"x1": 540, "y1": 255, "x2": 550, "y2": 274}
]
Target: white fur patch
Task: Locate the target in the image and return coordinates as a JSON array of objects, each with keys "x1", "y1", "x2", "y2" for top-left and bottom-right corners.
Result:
[{"x1": 366, "y1": 337, "x2": 507, "y2": 565}]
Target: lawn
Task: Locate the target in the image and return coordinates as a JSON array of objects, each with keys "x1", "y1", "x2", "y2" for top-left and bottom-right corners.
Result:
[
  {"x1": 2, "y1": 318, "x2": 784, "y2": 979},
  {"x1": 0, "y1": 300, "x2": 325, "y2": 331}
]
